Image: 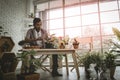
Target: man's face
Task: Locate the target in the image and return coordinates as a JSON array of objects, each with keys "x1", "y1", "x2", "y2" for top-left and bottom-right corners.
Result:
[{"x1": 34, "y1": 21, "x2": 42, "y2": 30}]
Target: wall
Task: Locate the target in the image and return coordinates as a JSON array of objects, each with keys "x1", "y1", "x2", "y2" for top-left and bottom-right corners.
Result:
[{"x1": 0, "y1": 0, "x2": 27, "y2": 53}]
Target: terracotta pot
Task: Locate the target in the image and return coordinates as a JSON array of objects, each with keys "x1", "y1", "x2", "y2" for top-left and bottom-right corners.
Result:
[{"x1": 73, "y1": 43, "x2": 79, "y2": 49}]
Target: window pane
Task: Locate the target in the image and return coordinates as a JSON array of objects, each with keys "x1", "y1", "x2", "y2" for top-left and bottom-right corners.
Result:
[
  {"x1": 100, "y1": 11, "x2": 119, "y2": 23},
  {"x1": 100, "y1": 1, "x2": 118, "y2": 11},
  {"x1": 65, "y1": 0, "x2": 79, "y2": 6},
  {"x1": 93, "y1": 37, "x2": 101, "y2": 49},
  {"x1": 102, "y1": 36, "x2": 116, "y2": 50},
  {"x1": 65, "y1": 16, "x2": 81, "y2": 27},
  {"x1": 49, "y1": 19, "x2": 63, "y2": 29},
  {"x1": 119, "y1": 1, "x2": 120, "y2": 9},
  {"x1": 43, "y1": 20, "x2": 48, "y2": 30},
  {"x1": 65, "y1": 6, "x2": 80, "y2": 17},
  {"x1": 81, "y1": 25, "x2": 100, "y2": 37},
  {"x1": 37, "y1": 2, "x2": 49, "y2": 11},
  {"x1": 49, "y1": 8, "x2": 63, "y2": 19},
  {"x1": 82, "y1": 14, "x2": 99, "y2": 26},
  {"x1": 81, "y1": 3, "x2": 98, "y2": 14},
  {"x1": 65, "y1": 27, "x2": 81, "y2": 38},
  {"x1": 49, "y1": 29, "x2": 63, "y2": 37},
  {"x1": 101, "y1": 23, "x2": 120, "y2": 35},
  {"x1": 49, "y1": 0, "x2": 63, "y2": 9}
]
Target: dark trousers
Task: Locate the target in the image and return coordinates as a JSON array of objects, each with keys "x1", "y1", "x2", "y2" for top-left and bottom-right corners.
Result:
[
  {"x1": 45, "y1": 43, "x2": 59, "y2": 74},
  {"x1": 52, "y1": 54, "x2": 58, "y2": 74}
]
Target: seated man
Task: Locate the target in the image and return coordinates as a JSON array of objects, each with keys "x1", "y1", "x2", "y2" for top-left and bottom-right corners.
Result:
[{"x1": 25, "y1": 18, "x2": 62, "y2": 77}]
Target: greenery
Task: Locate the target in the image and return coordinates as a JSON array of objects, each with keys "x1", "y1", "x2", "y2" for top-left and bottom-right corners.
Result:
[
  {"x1": 81, "y1": 51, "x2": 103, "y2": 70},
  {"x1": 17, "y1": 50, "x2": 42, "y2": 74},
  {"x1": 79, "y1": 27, "x2": 120, "y2": 78},
  {"x1": 81, "y1": 51, "x2": 117, "y2": 68},
  {"x1": 112, "y1": 27, "x2": 120, "y2": 41},
  {"x1": 104, "y1": 51, "x2": 116, "y2": 68}
]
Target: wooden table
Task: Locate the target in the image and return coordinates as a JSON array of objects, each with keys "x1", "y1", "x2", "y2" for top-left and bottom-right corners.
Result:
[{"x1": 22, "y1": 49, "x2": 80, "y2": 78}]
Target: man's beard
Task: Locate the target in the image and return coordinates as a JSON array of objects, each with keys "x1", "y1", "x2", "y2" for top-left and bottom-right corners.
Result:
[{"x1": 35, "y1": 27, "x2": 40, "y2": 32}]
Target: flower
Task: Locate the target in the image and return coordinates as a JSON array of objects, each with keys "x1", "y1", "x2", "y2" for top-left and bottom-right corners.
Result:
[
  {"x1": 63, "y1": 35, "x2": 69, "y2": 45},
  {"x1": 46, "y1": 34, "x2": 61, "y2": 48},
  {"x1": 46, "y1": 34, "x2": 70, "y2": 49}
]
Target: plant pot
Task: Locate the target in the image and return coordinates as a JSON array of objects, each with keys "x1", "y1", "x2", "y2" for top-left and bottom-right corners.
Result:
[
  {"x1": 84, "y1": 66, "x2": 90, "y2": 79},
  {"x1": 73, "y1": 43, "x2": 79, "y2": 49},
  {"x1": 110, "y1": 66, "x2": 116, "y2": 79}
]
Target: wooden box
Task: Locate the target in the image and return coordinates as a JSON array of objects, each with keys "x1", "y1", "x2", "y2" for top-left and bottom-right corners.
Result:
[
  {"x1": 17, "y1": 73, "x2": 40, "y2": 80},
  {"x1": 1, "y1": 52, "x2": 18, "y2": 73},
  {"x1": 0, "y1": 36, "x2": 15, "y2": 57},
  {"x1": 3, "y1": 72, "x2": 17, "y2": 80}
]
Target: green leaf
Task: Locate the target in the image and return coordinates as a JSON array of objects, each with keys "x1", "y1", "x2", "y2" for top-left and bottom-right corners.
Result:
[{"x1": 112, "y1": 27, "x2": 120, "y2": 41}]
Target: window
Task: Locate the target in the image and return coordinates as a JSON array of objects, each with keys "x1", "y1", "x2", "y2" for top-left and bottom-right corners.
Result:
[
  {"x1": 99, "y1": 1, "x2": 118, "y2": 11},
  {"x1": 82, "y1": 14, "x2": 99, "y2": 26},
  {"x1": 101, "y1": 23, "x2": 120, "y2": 35},
  {"x1": 65, "y1": 6, "x2": 80, "y2": 17},
  {"x1": 65, "y1": 27, "x2": 81, "y2": 38},
  {"x1": 65, "y1": 16, "x2": 81, "y2": 27},
  {"x1": 100, "y1": 11, "x2": 119, "y2": 23},
  {"x1": 36, "y1": 0, "x2": 120, "y2": 65},
  {"x1": 49, "y1": 8, "x2": 63, "y2": 19},
  {"x1": 36, "y1": 0, "x2": 120, "y2": 50},
  {"x1": 81, "y1": 4, "x2": 98, "y2": 14},
  {"x1": 49, "y1": 18, "x2": 63, "y2": 29}
]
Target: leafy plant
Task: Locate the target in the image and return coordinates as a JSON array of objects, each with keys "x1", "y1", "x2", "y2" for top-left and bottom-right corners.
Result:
[
  {"x1": 104, "y1": 51, "x2": 116, "y2": 68},
  {"x1": 102, "y1": 51, "x2": 117, "y2": 79},
  {"x1": 112, "y1": 27, "x2": 120, "y2": 41},
  {"x1": 111, "y1": 27, "x2": 120, "y2": 49},
  {"x1": 80, "y1": 51, "x2": 103, "y2": 78},
  {"x1": 17, "y1": 50, "x2": 36, "y2": 59},
  {"x1": 17, "y1": 50, "x2": 42, "y2": 74},
  {"x1": 81, "y1": 51, "x2": 103, "y2": 70}
]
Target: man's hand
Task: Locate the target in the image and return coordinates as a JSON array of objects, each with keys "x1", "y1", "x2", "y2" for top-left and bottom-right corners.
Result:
[{"x1": 36, "y1": 37, "x2": 43, "y2": 41}]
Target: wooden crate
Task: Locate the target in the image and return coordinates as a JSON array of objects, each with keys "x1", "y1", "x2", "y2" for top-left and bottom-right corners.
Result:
[
  {"x1": 17, "y1": 73, "x2": 40, "y2": 80},
  {"x1": 3, "y1": 72, "x2": 17, "y2": 80}
]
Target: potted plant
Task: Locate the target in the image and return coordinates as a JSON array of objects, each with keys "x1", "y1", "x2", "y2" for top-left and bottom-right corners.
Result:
[
  {"x1": 17, "y1": 50, "x2": 42, "y2": 75},
  {"x1": 72, "y1": 38, "x2": 79, "y2": 49},
  {"x1": 17, "y1": 50, "x2": 41, "y2": 80},
  {"x1": 103, "y1": 27, "x2": 120, "y2": 80},
  {"x1": 81, "y1": 51, "x2": 103, "y2": 78},
  {"x1": 104, "y1": 51, "x2": 116, "y2": 80}
]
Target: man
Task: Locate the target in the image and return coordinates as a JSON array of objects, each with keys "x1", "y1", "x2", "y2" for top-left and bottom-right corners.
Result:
[
  {"x1": 25, "y1": 18, "x2": 62, "y2": 77},
  {"x1": 25, "y1": 18, "x2": 48, "y2": 48}
]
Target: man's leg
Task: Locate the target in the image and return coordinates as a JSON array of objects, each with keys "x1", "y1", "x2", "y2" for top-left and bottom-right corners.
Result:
[{"x1": 52, "y1": 54, "x2": 62, "y2": 77}]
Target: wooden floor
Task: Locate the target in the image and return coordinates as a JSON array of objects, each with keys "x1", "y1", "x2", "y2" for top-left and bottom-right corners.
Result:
[{"x1": 33, "y1": 66, "x2": 120, "y2": 80}]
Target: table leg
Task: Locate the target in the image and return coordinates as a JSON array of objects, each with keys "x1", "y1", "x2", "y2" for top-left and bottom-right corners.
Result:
[
  {"x1": 65, "y1": 54, "x2": 69, "y2": 75},
  {"x1": 40, "y1": 55, "x2": 51, "y2": 73},
  {"x1": 41, "y1": 55, "x2": 49, "y2": 63},
  {"x1": 72, "y1": 52, "x2": 80, "y2": 78}
]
